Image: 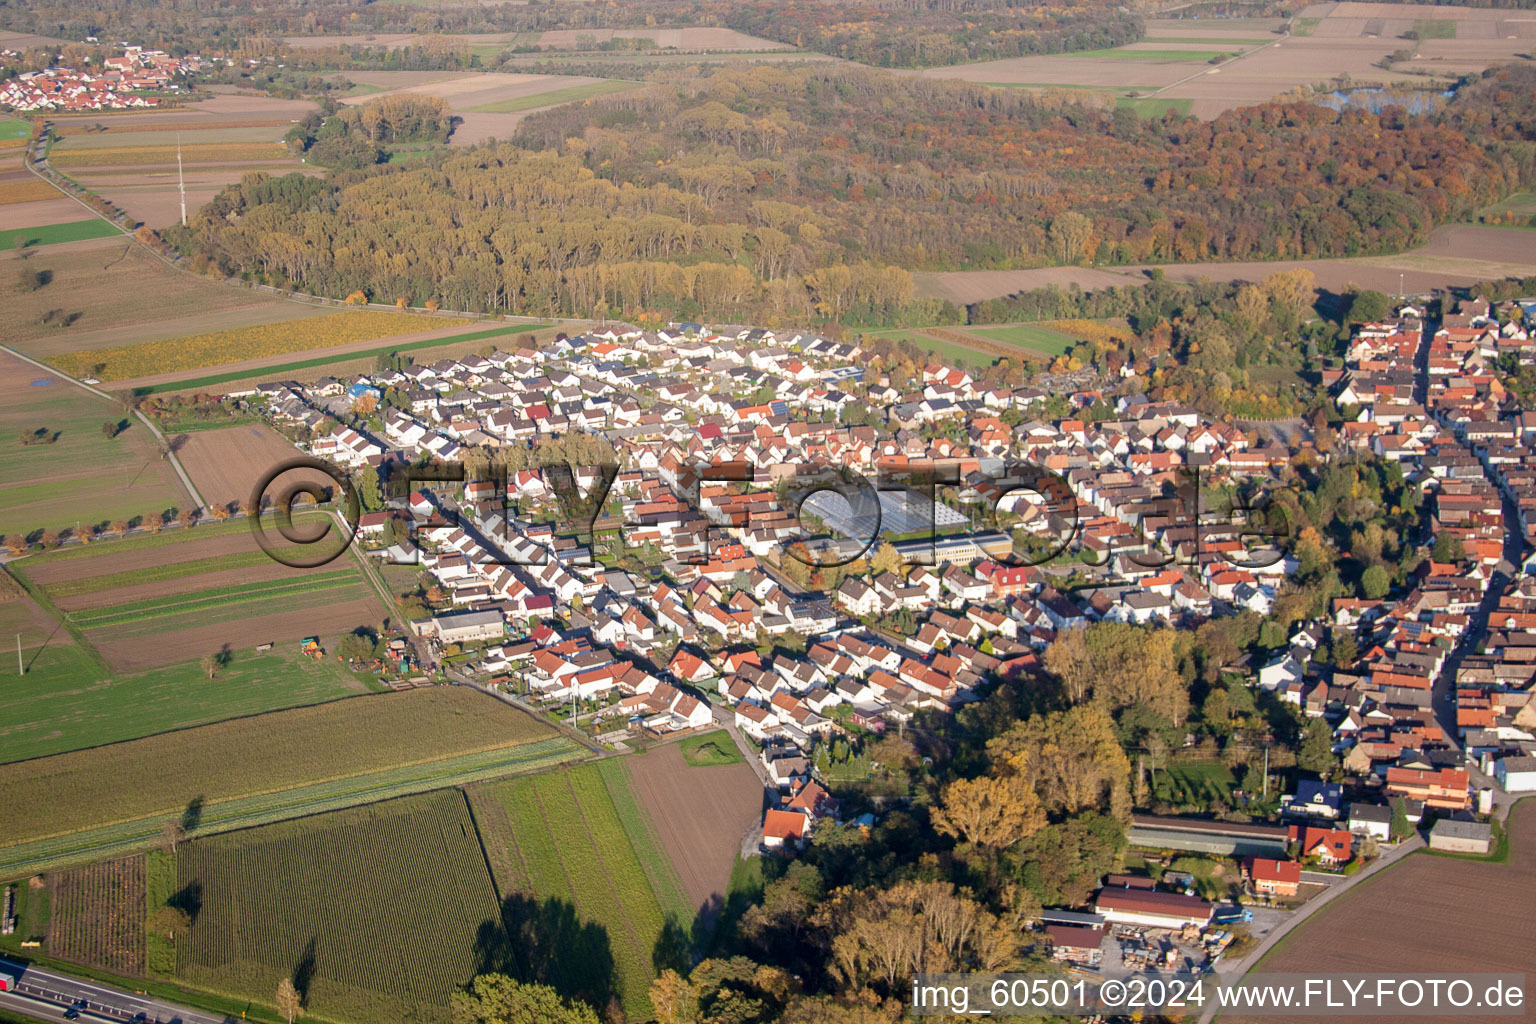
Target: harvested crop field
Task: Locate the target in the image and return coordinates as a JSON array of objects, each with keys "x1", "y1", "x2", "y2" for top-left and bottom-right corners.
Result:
[
  {"x1": 625, "y1": 741, "x2": 762, "y2": 915},
  {"x1": 47, "y1": 856, "x2": 145, "y2": 975},
  {"x1": 0, "y1": 352, "x2": 187, "y2": 540},
  {"x1": 0, "y1": 197, "x2": 79, "y2": 230},
  {"x1": 0, "y1": 236, "x2": 318, "y2": 356},
  {"x1": 175, "y1": 423, "x2": 334, "y2": 511},
  {"x1": 177, "y1": 790, "x2": 503, "y2": 1024},
  {"x1": 1226, "y1": 800, "x2": 1536, "y2": 1024},
  {"x1": 46, "y1": 94, "x2": 315, "y2": 227},
  {"x1": 0, "y1": 688, "x2": 563, "y2": 851}
]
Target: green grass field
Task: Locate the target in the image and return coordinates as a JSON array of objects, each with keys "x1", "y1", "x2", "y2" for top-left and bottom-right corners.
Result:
[
  {"x1": 0, "y1": 647, "x2": 370, "y2": 764},
  {"x1": 467, "y1": 761, "x2": 692, "y2": 1020},
  {"x1": 0, "y1": 369, "x2": 187, "y2": 539},
  {"x1": 0, "y1": 117, "x2": 31, "y2": 142},
  {"x1": 467, "y1": 79, "x2": 639, "y2": 113},
  {"x1": 0, "y1": 219, "x2": 121, "y2": 250},
  {"x1": 678, "y1": 730, "x2": 743, "y2": 766},
  {"x1": 1118, "y1": 96, "x2": 1195, "y2": 118},
  {"x1": 862, "y1": 328, "x2": 996, "y2": 369},
  {"x1": 1414, "y1": 19, "x2": 1457, "y2": 39},
  {"x1": 176, "y1": 790, "x2": 502, "y2": 1024},
  {"x1": 132, "y1": 322, "x2": 553, "y2": 395},
  {"x1": 1292, "y1": 17, "x2": 1321, "y2": 36},
  {"x1": 967, "y1": 323, "x2": 1077, "y2": 357}
]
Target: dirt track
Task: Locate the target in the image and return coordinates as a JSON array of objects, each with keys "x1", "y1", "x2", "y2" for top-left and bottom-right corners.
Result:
[{"x1": 625, "y1": 742, "x2": 762, "y2": 916}]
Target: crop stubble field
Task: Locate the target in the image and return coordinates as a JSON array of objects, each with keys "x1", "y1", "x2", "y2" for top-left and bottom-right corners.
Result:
[
  {"x1": 176, "y1": 790, "x2": 501, "y2": 1024},
  {"x1": 0, "y1": 235, "x2": 325, "y2": 356}
]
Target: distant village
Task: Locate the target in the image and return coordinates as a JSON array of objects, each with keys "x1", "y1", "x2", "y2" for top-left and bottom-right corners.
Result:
[
  {"x1": 231, "y1": 298, "x2": 1536, "y2": 968},
  {"x1": 0, "y1": 45, "x2": 206, "y2": 112}
]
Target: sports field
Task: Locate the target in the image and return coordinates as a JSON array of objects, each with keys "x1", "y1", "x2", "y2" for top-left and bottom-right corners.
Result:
[
  {"x1": 467, "y1": 760, "x2": 693, "y2": 1019},
  {"x1": 0, "y1": 687, "x2": 585, "y2": 876},
  {"x1": 0, "y1": 351, "x2": 187, "y2": 540},
  {"x1": 176, "y1": 790, "x2": 502, "y2": 1024}
]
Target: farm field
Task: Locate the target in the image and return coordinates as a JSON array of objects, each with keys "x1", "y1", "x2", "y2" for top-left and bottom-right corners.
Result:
[
  {"x1": 0, "y1": 218, "x2": 119, "y2": 249},
  {"x1": 0, "y1": 197, "x2": 81, "y2": 228},
  {"x1": 175, "y1": 423, "x2": 334, "y2": 510},
  {"x1": 860, "y1": 328, "x2": 1000, "y2": 370},
  {"x1": 46, "y1": 856, "x2": 145, "y2": 975},
  {"x1": 0, "y1": 645, "x2": 371, "y2": 764},
  {"x1": 468, "y1": 760, "x2": 693, "y2": 1019},
  {"x1": 1474, "y1": 191, "x2": 1536, "y2": 229},
  {"x1": 0, "y1": 235, "x2": 325, "y2": 356},
  {"x1": 967, "y1": 323, "x2": 1078, "y2": 358},
  {"x1": 337, "y1": 71, "x2": 646, "y2": 147},
  {"x1": 914, "y1": 225, "x2": 1536, "y2": 305},
  {"x1": 176, "y1": 790, "x2": 502, "y2": 1024},
  {"x1": 0, "y1": 351, "x2": 188, "y2": 540},
  {"x1": 14, "y1": 517, "x2": 384, "y2": 673},
  {"x1": 49, "y1": 310, "x2": 474, "y2": 382},
  {"x1": 1227, "y1": 800, "x2": 1536, "y2": 1024},
  {"x1": 624, "y1": 742, "x2": 762, "y2": 921},
  {"x1": 0, "y1": 687, "x2": 584, "y2": 876},
  {"x1": 131, "y1": 320, "x2": 555, "y2": 397},
  {"x1": 915, "y1": 6, "x2": 1528, "y2": 118},
  {"x1": 467, "y1": 79, "x2": 641, "y2": 113},
  {"x1": 45, "y1": 94, "x2": 318, "y2": 228}
]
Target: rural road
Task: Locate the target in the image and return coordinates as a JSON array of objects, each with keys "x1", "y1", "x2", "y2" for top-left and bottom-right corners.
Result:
[
  {"x1": 0, "y1": 957, "x2": 235, "y2": 1024},
  {"x1": 1, "y1": 344, "x2": 206, "y2": 512}
]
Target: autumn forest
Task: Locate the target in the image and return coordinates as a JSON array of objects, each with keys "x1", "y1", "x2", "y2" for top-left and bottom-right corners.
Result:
[{"x1": 175, "y1": 64, "x2": 1536, "y2": 326}]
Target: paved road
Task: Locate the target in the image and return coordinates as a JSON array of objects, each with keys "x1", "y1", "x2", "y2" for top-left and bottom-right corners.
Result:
[{"x1": 0, "y1": 959, "x2": 234, "y2": 1024}]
